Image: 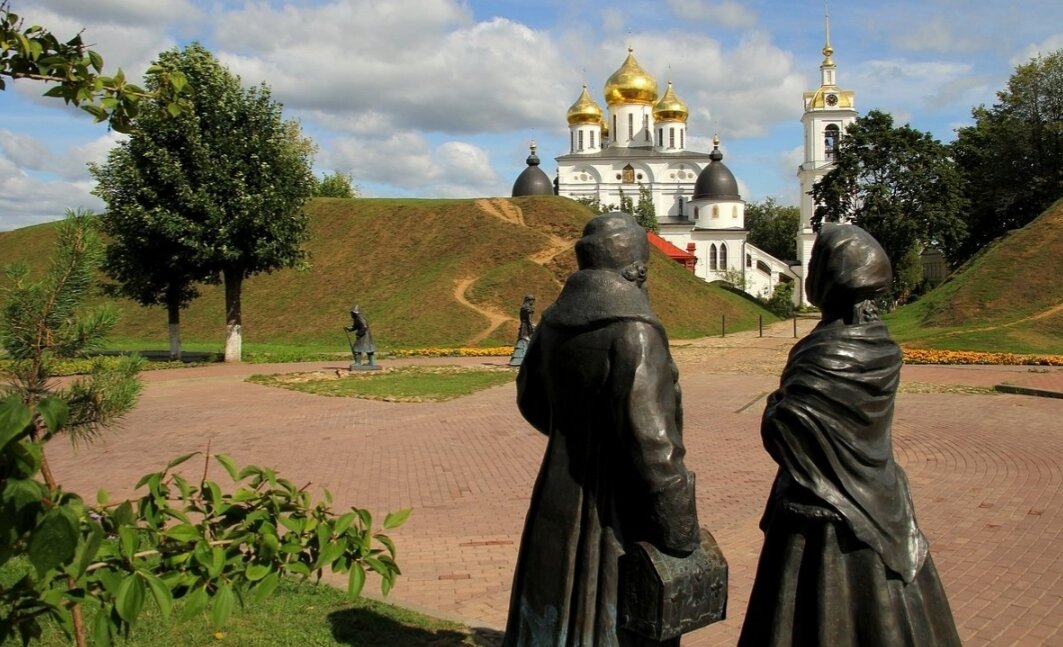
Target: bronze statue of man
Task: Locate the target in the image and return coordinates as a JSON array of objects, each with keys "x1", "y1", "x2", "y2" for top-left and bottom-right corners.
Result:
[
  {"x1": 345, "y1": 305, "x2": 375, "y2": 367},
  {"x1": 504, "y1": 212, "x2": 700, "y2": 646},
  {"x1": 738, "y1": 224, "x2": 960, "y2": 646}
]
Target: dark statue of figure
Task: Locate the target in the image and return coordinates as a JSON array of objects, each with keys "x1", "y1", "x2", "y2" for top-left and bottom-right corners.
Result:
[
  {"x1": 738, "y1": 224, "x2": 960, "y2": 647},
  {"x1": 508, "y1": 295, "x2": 536, "y2": 367},
  {"x1": 518, "y1": 294, "x2": 536, "y2": 340},
  {"x1": 344, "y1": 305, "x2": 376, "y2": 368},
  {"x1": 504, "y1": 213, "x2": 724, "y2": 647}
]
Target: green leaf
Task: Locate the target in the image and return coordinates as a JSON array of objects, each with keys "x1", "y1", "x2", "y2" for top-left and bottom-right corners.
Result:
[
  {"x1": 364, "y1": 556, "x2": 387, "y2": 575},
  {"x1": 166, "y1": 452, "x2": 198, "y2": 469},
  {"x1": 163, "y1": 523, "x2": 201, "y2": 543},
  {"x1": 214, "y1": 454, "x2": 239, "y2": 481},
  {"x1": 112, "y1": 500, "x2": 134, "y2": 527},
  {"x1": 317, "y1": 540, "x2": 344, "y2": 570},
  {"x1": 252, "y1": 571, "x2": 280, "y2": 604},
  {"x1": 347, "y1": 563, "x2": 366, "y2": 598},
  {"x1": 383, "y1": 508, "x2": 412, "y2": 530},
  {"x1": 36, "y1": 397, "x2": 68, "y2": 436},
  {"x1": 42, "y1": 85, "x2": 67, "y2": 98},
  {"x1": 75, "y1": 522, "x2": 104, "y2": 578},
  {"x1": 375, "y1": 534, "x2": 396, "y2": 559},
  {"x1": 140, "y1": 570, "x2": 173, "y2": 622},
  {"x1": 208, "y1": 546, "x2": 225, "y2": 578},
  {"x1": 88, "y1": 49, "x2": 103, "y2": 72},
  {"x1": 28, "y1": 507, "x2": 80, "y2": 576},
  {"x1": 245, "y1": 563, "x2": 270, "y2": 582},
  {"x1": 118, "y1": 525, "x2": 138, "y2": 560},
  {"x1": 211, "y1": 582, "x2": 235, "y2": 630},
  {"x1": 180, "y1": 584, "x2": 209, "y2": 620},
  {"x1": 92, "y1": 604, "x2": 114, "y2": 647},
  {"x1": 0, "y1": 395, "x2": 32, "y2": 450},
  {"x1": 96, "y1": 488, "x2": 109, "y2": 505},
  {"x1": 115, "y1": 573, "x2": 146, "y2": 623},
  {"x1": 81, "y1": 104, "x2": 108, "y2": 121},
  {"x1": 334, "y1": 512, "x2": 356, "y2": 536}
]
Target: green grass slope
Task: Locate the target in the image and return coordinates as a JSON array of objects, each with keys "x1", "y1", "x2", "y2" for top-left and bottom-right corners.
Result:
[
  {"x1": 887, "y1": 198, "x2": 1063, "y2": 354},
  {"x1": 0, "y1": 197, "x2": 775, "y2": 352}
]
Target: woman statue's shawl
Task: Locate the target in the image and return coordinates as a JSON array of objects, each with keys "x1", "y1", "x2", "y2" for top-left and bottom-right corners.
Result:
[{"x1": 761, "y1": 319, "x2": 928, "y2": 582}]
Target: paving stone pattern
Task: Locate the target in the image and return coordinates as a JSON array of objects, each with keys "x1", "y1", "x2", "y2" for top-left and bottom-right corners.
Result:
[{"x1": 45, "y1": 322, "x2": 1063, "y2": 646}]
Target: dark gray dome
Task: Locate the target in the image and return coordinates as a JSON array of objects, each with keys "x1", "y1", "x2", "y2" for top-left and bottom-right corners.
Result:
[
  {"x1": 512, "y1": 146, "x2": 554, "y2": 197},
  {"x1": 692, "y1": 142, "x2": 740, "y2": 200}
]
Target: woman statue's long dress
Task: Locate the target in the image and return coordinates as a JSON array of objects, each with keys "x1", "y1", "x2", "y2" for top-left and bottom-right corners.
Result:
[{"x1": 738, "y1": 224, "x2": 961, "y2": 647}]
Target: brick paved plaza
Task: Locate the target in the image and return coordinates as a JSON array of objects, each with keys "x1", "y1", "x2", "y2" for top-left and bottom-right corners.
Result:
[{"x1": 46, "y1": 320, "x2": 1063, "y2": 646}]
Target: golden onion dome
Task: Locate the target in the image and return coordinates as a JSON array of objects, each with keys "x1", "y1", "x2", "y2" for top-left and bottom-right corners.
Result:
[
  {"x1": 603, "y1": 47, "x2": 658, "y2": 105},
  {"x1": 600, "y1": 117, "x2": 609, "y2": 138},
  {"x1": 653, "y1": 81, "x2": 688, "y2": 122},
  {"x1": 566, "y1": 84, "x2": 604, "y2": 125}
]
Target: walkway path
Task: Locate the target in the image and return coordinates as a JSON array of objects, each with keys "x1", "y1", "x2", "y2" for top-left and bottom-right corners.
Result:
[{"x1": 44, "y1": 319, "x2": 1063, "y2": 646}]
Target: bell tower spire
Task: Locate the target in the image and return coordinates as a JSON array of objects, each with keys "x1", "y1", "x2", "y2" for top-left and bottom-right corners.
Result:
[{"x1": 795, "y1": 3, "x2": 858, "y2": 307}]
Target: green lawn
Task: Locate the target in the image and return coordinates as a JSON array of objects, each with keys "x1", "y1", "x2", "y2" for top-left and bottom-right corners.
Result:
[
  {"x1": 247, "y1": 366, "x2": 516, "y2": 402},
  {"x1": 1, "y1": 561, "x2": 496, "y2": 646}
]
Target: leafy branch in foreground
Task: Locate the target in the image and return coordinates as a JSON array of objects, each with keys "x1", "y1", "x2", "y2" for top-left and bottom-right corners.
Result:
[
  {"x1": 0, "y1": 0, "x2": 189, "y2": 132},
  {"x1": 1, "y1": 213, "x2": 408, "y2": 646}
]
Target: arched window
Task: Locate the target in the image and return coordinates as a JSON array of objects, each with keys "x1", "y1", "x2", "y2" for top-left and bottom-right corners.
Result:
[
  {"x1": 578, "y1": 131, "x2": 584, "y2": 151},
  {"x1": 746, "y1": 253, "x2": 752, "y2": 268},
  {"x1": 712, "y1": 205, "x2": 719, "y2": 218},
  {"x1": 709, "y1": 244, "x2": 718, "y2": 270},
  {"x1": 628, "y1": 113, "x2": 634, "y2": 141},
  {"x1": 719, "y1": 244, "x2": 728, "y2": 270},
  {"x1": 824, "y1": 124, "x2": 840, "y2": 161},
  {"x1": 643, "y1": 115, "x2": 650, "y2": 142},
  {"x1": 658, "y1": 128, "x2": 663, "y2": 146},
  {"x1": 570, "y1": 131, "x2": 574, "y2": 153},
  {"x1": 590, "y1": 131, "x2": 595, "y2": 149},
  {"x1": 732, "y1": 206, "x2": 738, "y2": 218},
  {"x1": 694, "y1": 206, "x2": 699, "y2": 219},
  {"x1": 680, "y1": 129, "x2": 684, "y2": 149},
  {"x1": 669, "y1": 128, "x2": 675, "y2": 148}
]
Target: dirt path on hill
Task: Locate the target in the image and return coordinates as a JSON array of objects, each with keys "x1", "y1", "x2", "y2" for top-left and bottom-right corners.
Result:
[
  {"x1": 453, "y1": 277, "x2": 513, "y2": 346},
  {"x1": 450, "y1": 199, "x2": 572, "y2": 345},
  {"x1": 937, "y1": 301, "x2": 1063, "y2": 337}
]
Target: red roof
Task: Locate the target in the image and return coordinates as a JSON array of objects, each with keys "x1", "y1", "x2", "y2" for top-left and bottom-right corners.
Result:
[{"x1": 647, "y1": 231, "x2": 696, "y2": 262}]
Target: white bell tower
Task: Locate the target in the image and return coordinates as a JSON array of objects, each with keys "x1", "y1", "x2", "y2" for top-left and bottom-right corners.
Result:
[{"x1": 795, "y1": 7, "x2": 857, "y2": 306}]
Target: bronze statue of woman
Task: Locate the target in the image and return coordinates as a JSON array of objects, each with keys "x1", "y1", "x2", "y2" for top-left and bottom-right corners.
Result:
[{"x1": 738, "y1": 224, "x2": 960, "y2": 646}]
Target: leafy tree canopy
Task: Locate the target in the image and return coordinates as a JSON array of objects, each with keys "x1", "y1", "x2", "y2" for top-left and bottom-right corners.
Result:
[
  {"x1": 745, "y1": 198, "x2": 798, "y2": 261},
  {"x1": 313, "y1": 171, "x2": 359, "y2": 198},
  {"x1": 90, "y1": 42, "x2": 317, "y2": 361},
  {"x1": 812, "y1": 109, "x2": 968, "y2": 301},
  {"x1": 951, "y1": 49, "x2": 1063, "y2": 262},
  {"x1": 0, "y1": 1, "x2": 188, "y2": 132}
]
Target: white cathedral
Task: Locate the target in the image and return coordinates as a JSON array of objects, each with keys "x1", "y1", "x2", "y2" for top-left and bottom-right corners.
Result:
[{"x1": 514, "y1": 24, "x2": 857, "y2": 306}]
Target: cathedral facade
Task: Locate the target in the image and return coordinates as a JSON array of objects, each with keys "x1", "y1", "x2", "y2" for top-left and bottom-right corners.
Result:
[{"x1": 537, "y1": 25, "x2": 856, "y2": 305}]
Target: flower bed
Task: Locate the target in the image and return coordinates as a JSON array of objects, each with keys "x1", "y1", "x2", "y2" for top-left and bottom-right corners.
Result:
[
  {"x1": 387, "y1": 346, "x2": 512, "y2": 358},
  {"x1": 902, "y1": 348, "x2": 1063, "y2": 366}
]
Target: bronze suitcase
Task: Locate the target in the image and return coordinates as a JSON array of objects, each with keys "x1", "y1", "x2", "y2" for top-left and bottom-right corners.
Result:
[{"x1": 619, "y1": 527, "x2": 728, "y2": 641}]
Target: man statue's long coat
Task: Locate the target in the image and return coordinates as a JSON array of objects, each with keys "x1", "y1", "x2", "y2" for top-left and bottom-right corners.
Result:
[{"x1": 503, "y1": 269, "x2": 699, "y2": 647}]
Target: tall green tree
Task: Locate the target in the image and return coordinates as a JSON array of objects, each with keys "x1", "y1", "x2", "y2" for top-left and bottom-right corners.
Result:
[
  {"x1": 745, "y1": 197, "x2": 799, "y2": 260},
  {"x1": 951, "y1": 49, "x2": 1063, "y2": 262},
  {"x1": 313, "y1": 171, "x2": 358, "y2": 198},
  {"x1": 812, "y1": 110, "x2": 968, "y2": 301},
  {"x1": 91, "y1": 43, "x2": 316, "y2": 362},
  {"x1": 634, "y1": 183, "x2": 659, "y2": 233},
  {"x1": 0, "y1": 1, "x2": 188, "y2": 132}
]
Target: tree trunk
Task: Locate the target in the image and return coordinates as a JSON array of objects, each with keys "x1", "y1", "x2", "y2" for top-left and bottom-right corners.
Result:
[
  {"x1": 167, "y1": 299, "x2": 182, "y2": 361},
  {"x1": 223, "y1": 269, "x2": 243, "y2": 362}
]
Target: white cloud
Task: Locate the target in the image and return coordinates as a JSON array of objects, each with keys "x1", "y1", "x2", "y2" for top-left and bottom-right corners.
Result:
[
  {"x1": 1012, "y1": 34, "x2": 1063, "y2": 65},
  {"x1": 322, "y1": 132, "x2": 504, "y2": 198},
  {"x1": 666, "y1": 0, "x2": 757, "y2": 29},
  {"x1": 211, "y1": 4, "x2": 570, "y2": 135},
  {"x1": 0, "y1": 157, "x2": 104, "y2": 230}
]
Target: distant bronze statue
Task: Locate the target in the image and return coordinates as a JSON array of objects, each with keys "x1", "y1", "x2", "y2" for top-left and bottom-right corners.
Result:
[
  {"x1": 504, "y1": 213, "x2": 725, "y2": 647},
  {"x1": 507, "y1": 295, "x2": 536, "y2": 367},
  {"x1": 738, "y1": 224, "x2": 960, "y2": 646},
  {"x1": 344, "y1": 305, "x2": 376, "y2": 368}
]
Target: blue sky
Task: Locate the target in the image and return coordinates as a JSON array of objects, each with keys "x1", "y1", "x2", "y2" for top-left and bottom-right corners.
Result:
[{"x1": 1, "y1": 0, "x2": 1061, "y2": 230}]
